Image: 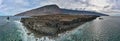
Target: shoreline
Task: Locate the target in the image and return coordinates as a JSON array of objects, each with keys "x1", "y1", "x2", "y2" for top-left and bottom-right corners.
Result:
[{"x1": 20, "y1": 14, "x2": 98, "y2": 36}]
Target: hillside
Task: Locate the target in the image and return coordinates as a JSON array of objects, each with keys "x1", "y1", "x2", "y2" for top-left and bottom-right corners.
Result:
[
  {"x1": 15, "y1": 5, "x2": 108, "y2": 16},
  {"x1": 15, "y1": 5, "x2": 61, "y2": 16}
]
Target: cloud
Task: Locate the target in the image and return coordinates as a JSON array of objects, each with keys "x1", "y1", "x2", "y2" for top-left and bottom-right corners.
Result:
[
  {"x1": 43, "y1": 0, "x2": 120, "y2": 16},
  {"x1": 89, "y1": 0, "x2": 110, "y2": 7},
  {"x1": 0, "y1": 0, "x2": 120, "y2": 16},
  {"x1": 39, "y1": 0, "x2": 111, "y2": 11},
  {"x1": 110, "y1": 0, "x2": 120, "y2": 10},
  {"x1": 14, "y1": 0, "x2": 30, "y2": 6},
  {"x1": 0, "y1": 0, "x2": 31, "y2": 16},
  {"x1": 0, "y1": 0, "x2": 49, "y2": 16},
  {"x1": 44, "y1": 0, "x2": 90, "y2": 9},
  {"x1": 0, "y1": 0, "x2": 2, "y2": 5}
]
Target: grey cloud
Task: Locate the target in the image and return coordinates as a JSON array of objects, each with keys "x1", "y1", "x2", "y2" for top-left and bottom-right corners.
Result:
[{"x1": 0, "y1": 0, "x2": 120, "y2": 16}]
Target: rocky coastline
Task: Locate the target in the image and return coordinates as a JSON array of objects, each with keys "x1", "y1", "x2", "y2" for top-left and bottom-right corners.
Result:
[{"x1": 20, "y1": 14, "x2": 98, "y2": 36}]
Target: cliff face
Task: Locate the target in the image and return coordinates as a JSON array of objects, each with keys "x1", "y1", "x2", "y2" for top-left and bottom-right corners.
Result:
[
  {"x1": 15, "y1": 5, "x2": 61, "y2": 16},
  {"x1": 21, "y1": 14, "x2": 98, "y2": 35}
]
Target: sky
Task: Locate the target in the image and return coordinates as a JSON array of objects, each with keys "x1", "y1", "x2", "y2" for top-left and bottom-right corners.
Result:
[{"x1": 0, "y1": 0, "x2": 120, "y2": 16}]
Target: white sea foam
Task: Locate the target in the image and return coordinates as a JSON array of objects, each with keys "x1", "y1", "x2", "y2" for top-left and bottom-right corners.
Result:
[
  {"x1": 55, "y1": 22, "x2": 90, "y2": 41},
  {"x1": 14, "y1": 21, "x2": 56, "y2": 41},
  {"x1": 14, "y1": 20, "x2": 90, "y2": 41}
]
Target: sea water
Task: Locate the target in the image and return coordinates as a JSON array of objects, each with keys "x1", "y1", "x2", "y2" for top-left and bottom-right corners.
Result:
[{"x1": 0, "y1": 16, "x2": 120, "y2": 41}]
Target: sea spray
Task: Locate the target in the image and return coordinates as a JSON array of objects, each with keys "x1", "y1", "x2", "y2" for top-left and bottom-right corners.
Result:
[
  {"x1": 14, "y1": 19, "x2": 91, "y2": 41},
  {"x1": 14, "y1": 21, "x2": 28, "y2": 41},
  {"x1": 14, "y1": 21, "x2": 55, "y2": 41},
  {"x1": 55, "y1": 22, "x2": 91, "y2": 41}
]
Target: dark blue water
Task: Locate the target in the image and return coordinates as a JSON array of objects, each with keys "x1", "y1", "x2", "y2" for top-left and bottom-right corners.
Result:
[{"x1": 0, "y1": 16, "x2": 120, "y2": 41}]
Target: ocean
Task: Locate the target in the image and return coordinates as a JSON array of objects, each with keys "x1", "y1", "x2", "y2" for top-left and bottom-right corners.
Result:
[{"x1": 0, "y1": 16, "x2": 120, "y2": 41}]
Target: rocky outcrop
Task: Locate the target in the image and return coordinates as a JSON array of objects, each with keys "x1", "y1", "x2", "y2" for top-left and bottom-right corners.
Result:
[{"x1": 21, "y1": 14, "x2": 98, "y2": 35}]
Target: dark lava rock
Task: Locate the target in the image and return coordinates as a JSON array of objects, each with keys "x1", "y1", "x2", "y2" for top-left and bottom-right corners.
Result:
[{"x1": 21, "y1": 14, "x2": 98, "y2": 36}]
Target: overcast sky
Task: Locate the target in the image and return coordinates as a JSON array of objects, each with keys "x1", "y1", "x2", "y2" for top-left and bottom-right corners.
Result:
[{"x1": 0, "y1": 0, "x2": 120, "y2": 16}]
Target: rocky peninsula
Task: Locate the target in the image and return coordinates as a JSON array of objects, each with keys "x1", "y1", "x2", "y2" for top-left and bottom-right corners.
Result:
[
  {"x1": 21, "y1": 14, "x2": 98, "y2": 36},
  {"x1": 17, "y1": 4, "x2": 108, "y2": 36}
]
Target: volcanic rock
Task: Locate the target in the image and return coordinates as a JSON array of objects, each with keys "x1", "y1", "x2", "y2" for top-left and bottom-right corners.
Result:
[{"x1": 21, "y1": 14, "x2": 98, "y2": 35}]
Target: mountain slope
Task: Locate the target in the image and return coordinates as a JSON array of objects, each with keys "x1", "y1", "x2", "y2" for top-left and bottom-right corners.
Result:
[
  {"x1": 61, "y1": 9, "x2": 108, "y2": 16},
  {"x1": 15, "y1": 5, "x2": 108, "y2": 16},
  {"x1": 15, "y1": 5, "x2": 61, "y2": 16}
]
